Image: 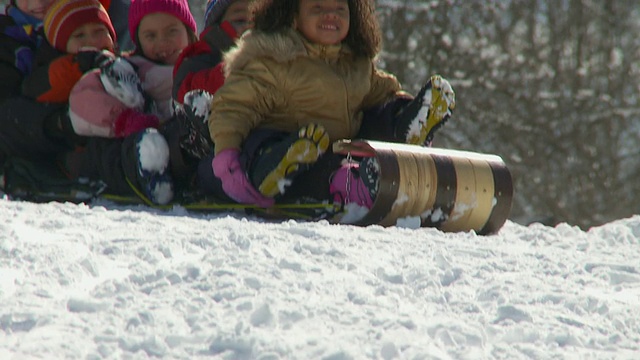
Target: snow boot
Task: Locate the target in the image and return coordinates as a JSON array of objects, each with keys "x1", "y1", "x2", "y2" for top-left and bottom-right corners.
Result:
[
  {"x1": 1, "y1": 157, "x2": 106, "y2": 203},
  {"x1": 329, "y1": 158, "x2": 379, "y2": 209},
  {"x1": 394, "y1": 75, "x2": 455, "y2": 145},
  {"x1": 250, "y1": 124, "x2": 330, "y2": 197},
  {"x1": 177, "y1": 89, "x2": 215, "y2": 160},
  {"x1": 131, "y1": 128, "x2": 174, "y2": 205}
]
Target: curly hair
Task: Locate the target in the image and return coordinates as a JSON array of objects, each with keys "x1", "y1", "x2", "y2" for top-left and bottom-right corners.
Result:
[{"x1": 250, "y1": 0, "x2": 381, "y2": 58}]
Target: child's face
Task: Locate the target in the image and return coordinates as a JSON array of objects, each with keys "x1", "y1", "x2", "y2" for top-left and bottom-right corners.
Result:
[
  {"x1": 137, "y1": 12, "x2": 190, "y2": 65},
  {"x1": 221, "y1": 0, "x2": 253, "y2": 36},
  {"x1": 295, "y1": 0, "x2": 349, "y2": 46},
  {"x1": 66, "y1": 23, "x2": 115, "y2": 54},
  {"x1": 16, "y1": 0, "x2": 56, "y2": 20}
]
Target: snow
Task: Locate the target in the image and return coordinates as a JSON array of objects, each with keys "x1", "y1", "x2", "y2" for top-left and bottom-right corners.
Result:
[{"x1": 1, "y1": 198, "x2": 639, "y2": 359}]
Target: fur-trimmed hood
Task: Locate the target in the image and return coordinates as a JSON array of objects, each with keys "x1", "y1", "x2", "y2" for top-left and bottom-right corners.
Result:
[
  {"x1": 209, "y1": 27, "x2": 401, "y2": 155},
  {"x1": 223, "y1": 28, "x2": 348, "y2": 76}
]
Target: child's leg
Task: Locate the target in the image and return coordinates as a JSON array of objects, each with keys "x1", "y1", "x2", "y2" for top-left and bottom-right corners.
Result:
[
  {"x1": 281, "y1": 150, "x2": 379, "y2": 210},
  {"x1": 275, "y1": 149, "x2": 344, "y2": 203},
  {"x1": 121, "y1": 129, "x2": 174, "y2": 205},
  {"x1": 194, "y1": 128, "x2": 279, "y2": 201},
  {"x1": 328, "y1": 157, "x2": 378, "y2": 209},
  {"x1": 357, "y1": 95, "x2": 412, "y2": 141},
  {"x1": 62, "y1": 137, "x2": 131, "y2": 195},
  {"x1": 176, "y1": 89, "x2": 215, "y2": 161},
  {"x1": 0, "y1": 97, "x2": 74, "y2": 162},
  {"x1": 160, "y1": 118, "x2": 199, "y2": 195},
  {"x1": 394, "y1": 75, "x2": 455, "y2": 146},
  {"x1": 65, "y1": 129, "x2": 174, "y2": 205},
  {"x1": 247, "y1": 124, "x2": 330, "y2": 197},
  {"x1": 196, "y1": 152, "x2": 232, "y2": 200}
]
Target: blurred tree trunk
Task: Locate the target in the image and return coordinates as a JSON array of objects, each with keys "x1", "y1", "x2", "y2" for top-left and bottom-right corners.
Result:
[{"x1": 376, "y1": 0, "x2": 640, "y2": 229}]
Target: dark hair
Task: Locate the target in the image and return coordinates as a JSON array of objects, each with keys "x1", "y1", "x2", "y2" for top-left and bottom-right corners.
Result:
[{"x1": 251, "y1": 0, "x2": 381, "y2": 58}]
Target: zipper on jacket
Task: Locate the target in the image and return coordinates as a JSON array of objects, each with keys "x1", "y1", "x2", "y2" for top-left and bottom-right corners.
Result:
[
  {"x1": 319, "y1": 45, "x2": 327, "y2": 60},
  {"x1": 340, "y1": 69, "x2": 351, "y2": 135}
]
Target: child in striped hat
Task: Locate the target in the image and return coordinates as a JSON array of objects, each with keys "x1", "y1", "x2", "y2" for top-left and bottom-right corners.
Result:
[
  {"x1": 22, "y1": 0, "x2": 117, "y2": 103},
  {"x1": 21, "y1": 0, "x2": 159, "y2": 139}
]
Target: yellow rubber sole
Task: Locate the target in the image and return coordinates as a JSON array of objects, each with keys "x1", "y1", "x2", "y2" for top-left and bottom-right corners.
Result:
[
  {"x1": 408, "y1": 75, "x2": 456, "y2": 145},
  {"x1": 258, "y1": 124, "x2": 330, "y2": 197}
]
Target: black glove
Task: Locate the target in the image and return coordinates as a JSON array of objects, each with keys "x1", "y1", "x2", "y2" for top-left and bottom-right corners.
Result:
[{"x1": 75, "y1": 49, "x2": 116, "y2": 73}]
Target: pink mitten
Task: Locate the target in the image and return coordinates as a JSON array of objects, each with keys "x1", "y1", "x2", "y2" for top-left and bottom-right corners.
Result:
[
  {"x1": 114, "y1": 109, "x2": 159, "y2": 137},
  {"x1": 212, "y1": 149, "x2": 274, "y2": 207}
]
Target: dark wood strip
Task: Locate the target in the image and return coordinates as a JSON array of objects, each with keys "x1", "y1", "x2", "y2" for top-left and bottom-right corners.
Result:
[
  {"x1": 422, "y1": 154, "x2": 457, "y2": 228},
  {"x1": 479, "y1": 161, "x2": 514, "y2": 235}
]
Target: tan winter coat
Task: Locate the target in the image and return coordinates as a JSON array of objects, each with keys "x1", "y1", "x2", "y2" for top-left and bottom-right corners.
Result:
[{"x1": 208, "y1": 28, "x2": 402, "y2": 154}]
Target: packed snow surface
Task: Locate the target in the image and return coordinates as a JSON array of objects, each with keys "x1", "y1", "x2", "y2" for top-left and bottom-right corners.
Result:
[{"x1": 1, "y1": 199, "x2": 638, "y2": 359}]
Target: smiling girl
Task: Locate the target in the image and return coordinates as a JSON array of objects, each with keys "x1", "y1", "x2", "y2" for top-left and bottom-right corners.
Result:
[
  {"x1": 66, "y1": 0, "x2": 199, "y2": 139},
  {"x1": 204, "y1": 0, "x2": 455, "y2": 214},
  {"x1": 122, "y1": 0, "x2": 197, "y2": 121},
  {"x1": 56, "y1": 0, "x2": 198, "y2": 205}
]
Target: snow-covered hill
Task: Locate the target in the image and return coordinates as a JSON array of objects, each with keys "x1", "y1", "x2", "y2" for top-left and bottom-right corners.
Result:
[{"x1": 1, "y1": 199, "x2": 638, "y2": 359}]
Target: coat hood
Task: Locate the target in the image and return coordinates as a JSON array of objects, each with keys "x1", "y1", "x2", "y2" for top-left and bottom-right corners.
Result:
[{"x1": 223, "y1": 28, "x2": 348, "y2": 76}]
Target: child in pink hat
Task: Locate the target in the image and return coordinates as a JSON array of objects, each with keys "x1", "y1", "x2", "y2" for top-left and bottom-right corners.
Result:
[
  {"x1": 68, "y1": 0, "x2": 198, "y2": 138},
  {"x1": 60, "y1": 0, "x2": 199, "y2": 205}
]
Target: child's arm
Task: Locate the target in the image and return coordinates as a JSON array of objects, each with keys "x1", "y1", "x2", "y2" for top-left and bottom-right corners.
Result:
[
  {"x1": 22, "y1": 53, "x2": 83, "y2": 103},
  {"x1": 68, "y1": 70, "x2": 128, "y2": 137},
  {"x1": 208, "y1": 60, "x2": 281, "y2": 154},
  {"x1": 0, "y1": 62, "x2": 23, "y2": 100},
  {"x1": 174, "y1": 63, "x2": 226, "y2": 104},
  {"x1": 129, "y1": 55, "x2": 174, "y2": 121},
  {"x1": 22, "y1": 48, "x2": 117, "y2": 103},
  {"x1": 0, "y1": 34, "x2": 40, "y2": 101},
  {"x1": 69, "y1": 69, "x2": 157, "y2": 138},
  {"x1": 172, "y1": 41, "x2": 224, "y2": 103},
  {"x1": 360, "y1": 67, "x2": 404, "y2": 109}
]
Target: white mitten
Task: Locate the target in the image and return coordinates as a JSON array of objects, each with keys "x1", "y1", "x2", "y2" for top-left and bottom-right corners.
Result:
[{"x1": 99, "y1": 57, "x2": 145, "y2": 110}]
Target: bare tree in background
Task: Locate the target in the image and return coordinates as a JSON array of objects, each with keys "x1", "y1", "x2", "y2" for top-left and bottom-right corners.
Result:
[{"x1": 375, "y1": 0, "x2": 640, "y2": 229}]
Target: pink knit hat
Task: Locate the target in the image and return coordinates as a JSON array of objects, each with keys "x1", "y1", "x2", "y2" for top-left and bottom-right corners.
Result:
[{"x1": 128, "y1": 0, "x2": 197, "y2": 42}]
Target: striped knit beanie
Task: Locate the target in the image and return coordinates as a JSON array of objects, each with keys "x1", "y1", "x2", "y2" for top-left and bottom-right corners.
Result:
[
  {"x1": 128, "y1": 0, "x2": 197, "y2": 42},
  {"x1": 204, "y1": 0, "x2": 234, "y2": 27},
  {"x1": 44, "y1": 0, "x2": 116, "y2": 52}
]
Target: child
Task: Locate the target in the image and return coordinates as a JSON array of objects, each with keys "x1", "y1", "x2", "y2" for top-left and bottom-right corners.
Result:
[
  {"x1": 18, "y1": 0, "x2": 167, "y2": 140},
  {"x1": 0, "y1": 0, "x2": 138, "y2": 167},
  {"x1": 21, "y1": 0, "x2": 117, "y2": 103},
  {"x1": 206, "y1": 0, "x2": 455, "y2": 212},
  {"x1": 60, "y1": 0, "x2": 198, "y2": 205},
  {"x1": 173, "y1": 0, "x2": 252, "y2": 104},
  {"x1": 172, "y1": 0, "x2": 253, "y2": 160},
  {"x1": 0, "y1": 0, "x2": 56, "y2": 101},
  {"x1": 117, "y1": 0, "x2": 197, "y2": 122}
]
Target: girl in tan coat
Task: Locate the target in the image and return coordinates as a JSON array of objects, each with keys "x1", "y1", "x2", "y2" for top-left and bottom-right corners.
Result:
[{"x1": 204, "y1": 0, "x2": 455, "y2": 214}]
